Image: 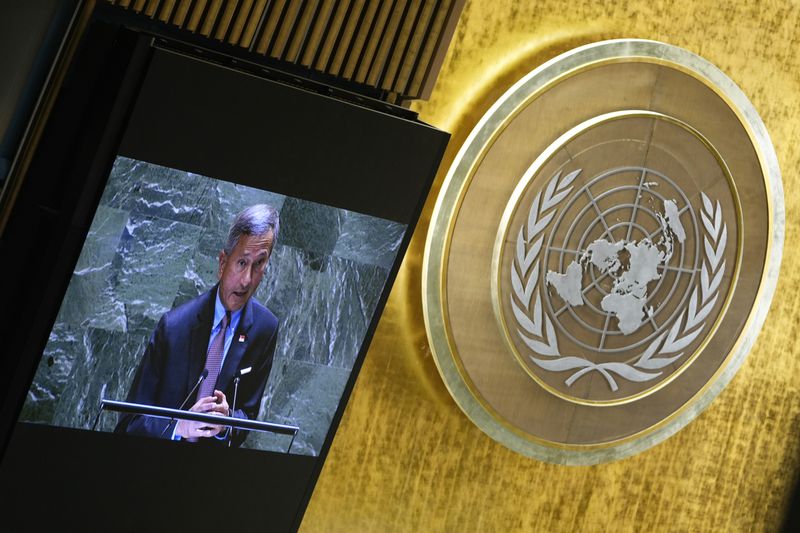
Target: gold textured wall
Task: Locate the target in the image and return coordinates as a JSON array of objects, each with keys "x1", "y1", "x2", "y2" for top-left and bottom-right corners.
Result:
[{"x1": 301, "y1": 1, "x2": 800, "y2": 531}]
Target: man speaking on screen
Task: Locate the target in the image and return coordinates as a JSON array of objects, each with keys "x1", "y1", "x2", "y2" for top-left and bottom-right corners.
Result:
[{"x1": 115, "y1": 205, "x2": 280, "y2": 447}]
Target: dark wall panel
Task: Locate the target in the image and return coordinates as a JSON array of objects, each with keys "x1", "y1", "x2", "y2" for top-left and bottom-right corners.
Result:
[{"x1": 120, "y1": 48, "x2": 447, "y2": 223}]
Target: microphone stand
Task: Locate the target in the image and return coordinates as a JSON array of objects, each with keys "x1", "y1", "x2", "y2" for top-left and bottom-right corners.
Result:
[
  {"x1": 91, "y1": 399, "x2": 104, "y2": 431},
  {"x1": 227, "y1": 366, "x2": 250, "y2": 447},
  {"x1": 159, "y1": 369, "x2": 209, "y2": 438},
  {"x1": 228, "y1": 376, "x2": 241, "y2": 448}
]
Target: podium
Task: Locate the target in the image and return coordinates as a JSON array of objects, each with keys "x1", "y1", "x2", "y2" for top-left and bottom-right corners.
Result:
[{"x1": 96, "y1": 399, "x2": 300, "y2": 453}]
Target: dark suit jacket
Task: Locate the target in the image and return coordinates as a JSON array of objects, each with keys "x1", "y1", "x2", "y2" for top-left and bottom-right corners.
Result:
[{"x1": 115, "y1": 286, "x2": 278, "y2": 447}]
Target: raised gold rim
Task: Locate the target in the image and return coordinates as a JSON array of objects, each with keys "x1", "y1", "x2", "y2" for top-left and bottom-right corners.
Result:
[
  {"x1": 489, "y1": 110, "x2": 743, "y2": 406},
  {"x1": 421, "y1": 39, "x2": 784, "y2": 464}
]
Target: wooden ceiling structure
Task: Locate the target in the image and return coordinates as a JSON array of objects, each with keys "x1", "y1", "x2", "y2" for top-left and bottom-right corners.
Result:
[{"x1": 106, "y1": 0, "x2": 464, "y2": 104}]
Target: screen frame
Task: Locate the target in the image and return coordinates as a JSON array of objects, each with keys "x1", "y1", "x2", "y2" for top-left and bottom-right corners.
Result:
[{"x1": 0, "y1": 6, "x2": 448, "y2": 530}]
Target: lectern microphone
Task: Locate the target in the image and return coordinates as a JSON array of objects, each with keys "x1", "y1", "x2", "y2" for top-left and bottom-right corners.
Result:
[
  {"x1": 227, "y1": 367, "x2": 252, "y2": 447},
  {"x1": 159, "y1": 368, "x2": 209, "y2": 437},
  {"x1": 179, "y1": 368, "x2": 209, "y2": 410}
]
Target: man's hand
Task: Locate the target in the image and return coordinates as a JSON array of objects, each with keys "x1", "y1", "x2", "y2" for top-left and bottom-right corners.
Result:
[
  {"x1": 210, "y1": 390, "x2": 230, "y2": 417},
  {"x1": 175, "y1": 391, "x2": 229, "y2": 439}
]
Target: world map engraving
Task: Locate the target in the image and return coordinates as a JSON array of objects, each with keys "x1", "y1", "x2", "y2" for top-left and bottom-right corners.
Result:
[
  {"x1": 546, "y1": 197, "x2": 687, "y2": 335},
  {"x1": 506, "y1": 166, "x2": 728, "y2": 396}
]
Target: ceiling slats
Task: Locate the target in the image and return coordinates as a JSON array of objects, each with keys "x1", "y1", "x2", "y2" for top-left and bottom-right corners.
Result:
[{"x1": 106, "y1": 0, "x2": 463, "y2": 101}]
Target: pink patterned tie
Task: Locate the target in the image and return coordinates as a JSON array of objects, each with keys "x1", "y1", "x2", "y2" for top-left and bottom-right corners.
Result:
[{"x1": 197, "y1": 311, "x2": 230, "y2": 401}]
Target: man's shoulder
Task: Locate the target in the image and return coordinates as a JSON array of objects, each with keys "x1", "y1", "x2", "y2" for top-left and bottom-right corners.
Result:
[
  {"x1": 160, "y1": 289, "x2": 213, "y2": 328},
  {"x1": 248, "y1": 298, "x2": 279, "y2": 332}
]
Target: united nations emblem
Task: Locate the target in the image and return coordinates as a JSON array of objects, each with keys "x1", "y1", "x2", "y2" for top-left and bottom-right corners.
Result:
[
  {"x1": 493, "y1": 111, "x2": 739, "y2": 405},
  {"x1": 424, "y1": 41, "x2": 783, "y2": 463}
]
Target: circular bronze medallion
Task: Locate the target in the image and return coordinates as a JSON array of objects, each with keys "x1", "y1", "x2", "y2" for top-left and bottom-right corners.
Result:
[{"x1": 423, "y1": 40, "x2": 784, "y2": 464}]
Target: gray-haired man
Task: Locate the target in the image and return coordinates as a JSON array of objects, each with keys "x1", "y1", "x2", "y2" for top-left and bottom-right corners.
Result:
[{"x1": 116, "y1": 205, "x2": 280, "y2": 447}]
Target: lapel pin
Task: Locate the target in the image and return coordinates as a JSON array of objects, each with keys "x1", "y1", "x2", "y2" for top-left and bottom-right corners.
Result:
[{"x1": 238, "y1": 334, "x2": 246, "y2": 343}]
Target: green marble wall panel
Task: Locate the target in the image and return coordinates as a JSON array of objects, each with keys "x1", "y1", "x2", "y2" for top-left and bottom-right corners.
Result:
[
  {"x1": 54, "y1": 205, "x2": 130, "y2": 331},
  {"x1": 333, "y1": 211, "x2": 407, "y2": 269},
  {"x1": 100, "y1": 157, "x2": 214, "y2": 226},
  {"x1": 113, "y1": 215, "x2": 202, "y2": 322},
  {"x1": 20, "y1": 156, "x2": 406, "y2": 456},
  {"x1": 23, "y1": 322, "x2": 81, "y2": 424},
  {"x1": 255, "y1": 246, "x2": 388, "y2": 367},
  {"x1": 51, "y1": 316, "x2": 157, "y2": 432},
  {"x1": 245, "y1": 358, "x2": 352, "y2": 455},
  {"x1": 278, "y1": 197, "x2": 345, "y2": 255}
]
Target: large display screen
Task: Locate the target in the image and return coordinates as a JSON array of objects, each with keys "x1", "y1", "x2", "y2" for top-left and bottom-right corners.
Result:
[
  {"x1": 0, "y1": 11, "x2": 448, "y2": 529},
  {"x1": 20, "y1": 156, "x2": 405, "y2": 456}
]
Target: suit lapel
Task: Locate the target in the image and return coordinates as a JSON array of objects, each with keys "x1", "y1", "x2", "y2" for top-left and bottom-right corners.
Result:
[
  {"x1": 216, "y1": 298, "x2": 253, "y2": 392},
  {"x1": 186, "y1": 288, "x2": 215, "y2": 395}
]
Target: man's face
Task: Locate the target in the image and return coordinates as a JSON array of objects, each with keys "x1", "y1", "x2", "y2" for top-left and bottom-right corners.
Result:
[{"x1": 217, "y1": 232, "x2": 273, "y2": 311}]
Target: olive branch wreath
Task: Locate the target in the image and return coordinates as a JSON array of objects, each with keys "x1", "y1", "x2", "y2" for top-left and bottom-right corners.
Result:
[{"x1": 510, "y1": 170, "x2": 727, "y2": 392}]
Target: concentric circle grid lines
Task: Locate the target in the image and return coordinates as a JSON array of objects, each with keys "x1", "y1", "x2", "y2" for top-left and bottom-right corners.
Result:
[{"x1": 542, "y1": 166, "x2": 700, "y2": 354}]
